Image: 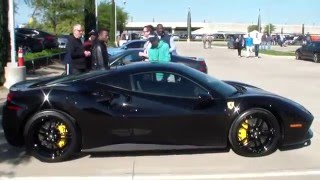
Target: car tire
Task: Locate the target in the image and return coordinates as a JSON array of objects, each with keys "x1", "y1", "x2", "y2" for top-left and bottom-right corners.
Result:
[
  {"x1": 228, "y1": 108, "x2": 280, "y2": 157},
  {"x1": 313, "y1": 53, "x2": 319, "y2": 63},
  {"x1": 24, "y1": 110, "x2": 80, "y2": 162},
  {"x1": 295, "y1": 52, "x2": 301, "y2": 60}
]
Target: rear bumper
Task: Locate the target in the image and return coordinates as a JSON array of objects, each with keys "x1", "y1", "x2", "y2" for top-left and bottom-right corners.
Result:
[{"x1": 1, "y1": 103, "x2": 24, "y2": 147}]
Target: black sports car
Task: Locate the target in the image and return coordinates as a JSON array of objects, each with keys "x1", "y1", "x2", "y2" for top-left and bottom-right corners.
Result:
[
  {"x1": 2, "y1": 63, "x2": 313, "y2": 162},
  {"x1": 295, "y1": 41, "x2": 320, "y2": 63},
  {"x1": 109, "y1": 49, "x2": 208, "y2": 73}
]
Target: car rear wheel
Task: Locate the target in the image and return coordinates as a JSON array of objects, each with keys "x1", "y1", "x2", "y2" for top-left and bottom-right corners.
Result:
[
  {"x1": 24, "y1": 110, "x2": 80, "y2": 162},
  {"x1": 295, "y1": 52, "x2": 301, "y2": 60},
  {"x1": 229, "y1": 109, "x2": 280, "y2": 157},
  {"x1": 313, "y1": 53, "x2": 319, "y2": 63}
]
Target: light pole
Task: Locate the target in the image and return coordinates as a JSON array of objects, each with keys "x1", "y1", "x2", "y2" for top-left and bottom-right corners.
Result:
[
  {"x1": 95, "y1": 0, "x2": 98, "y2": 30},
  {"x1": 113, "y1": 0, "x2": 127, "y2": 46}
]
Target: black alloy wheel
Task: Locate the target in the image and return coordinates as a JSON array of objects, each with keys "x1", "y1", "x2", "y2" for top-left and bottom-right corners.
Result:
[
  {"x1": 24, "y1": 111, "x2": 80, "y2": 162},
  {"x1": 229, "y1": 109, "x2": 280, "y2": 157},
  {"x1": 314, "y1": 53, "x2": 319, "y2": 63}
]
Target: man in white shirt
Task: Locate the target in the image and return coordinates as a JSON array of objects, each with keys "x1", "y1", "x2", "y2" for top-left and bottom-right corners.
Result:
[{"x1": 253, "y1": 32, "x2": 262, "y2": 58}]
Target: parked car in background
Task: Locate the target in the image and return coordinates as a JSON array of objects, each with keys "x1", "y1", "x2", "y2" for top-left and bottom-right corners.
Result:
[
  {"x1": 15, "y1": 28, "x2": 59, "y2": 49},
  {"x1": 109, "y1": 48, "x2": 207, "y2": 73},
  {"x1": 15, "y1": 32, "x2": 43, "y2": 53},
  {"x1": 295, "y1": 41, "x2": 320, "y2": 63},
  {"x1": 227, "y1": 36, "x2": 236, "y2": 49},
  {"x1": 108, "y1": 39, "x2": 147, "y2": 55},
  {"x1": 57, "y1": 35, "x2": 70, "y2": 49}
]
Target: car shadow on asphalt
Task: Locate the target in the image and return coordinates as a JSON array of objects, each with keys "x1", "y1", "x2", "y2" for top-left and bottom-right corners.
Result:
[
  {"x1": 0, "y1": 131, "x2": 31, "y2": 166},
  {"x1": 88, "y1": 148, "x2": 230, "y2": 159}
]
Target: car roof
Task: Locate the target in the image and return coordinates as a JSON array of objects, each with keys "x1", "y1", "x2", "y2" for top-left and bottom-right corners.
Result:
[
  {"x1": 126, "y1": 39, "x2": 146, "y2": 43},
  {"x1": 110, "y1": 62, "x2": 193, "y2": 75}
]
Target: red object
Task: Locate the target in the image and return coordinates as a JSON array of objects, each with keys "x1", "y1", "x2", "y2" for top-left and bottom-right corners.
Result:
[{"x1": 18, "y1": 47, "x2": 25, "y2": 66}]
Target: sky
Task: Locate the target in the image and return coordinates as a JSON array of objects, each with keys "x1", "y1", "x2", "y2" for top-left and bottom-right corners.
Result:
[{"x1": 15, "y1": 0, "x2": 320, "y2": 26}]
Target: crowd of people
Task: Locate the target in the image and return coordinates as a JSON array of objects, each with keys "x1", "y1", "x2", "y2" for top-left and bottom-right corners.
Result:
[{"x1": 64, "y1": 23, "x2": 177, "y2": 75}]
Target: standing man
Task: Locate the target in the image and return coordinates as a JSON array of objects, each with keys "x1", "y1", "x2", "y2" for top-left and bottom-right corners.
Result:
[
  {"x1": 156, "y1": 24, "x2": 177, "y2": 55},
  {"x1": 148, "y1": 34, "x2": 171, "y2": 63},
  {"x1": 148, "y1": 34, "x2": 171, "y2": 81},
  {"x1": 236, "y1": 34, "x2": 245, "y2": 57},
  {"x1": 207, "y1": 35, "x2": 213, "y2": 48},
  {"x1": 139, "y1": 25, "x2": 154, "y2": 59},
  {"x1": 202, "y1": 34, "x2": 207, "y2": 49},
  {"x1": 67, "y1": 24, "x2": 91, "y2": 75},
  {"x1": 253, "y1": 32, "x2": 262, "y2": 58},
  {"x1": 245, "y1": 34, "x2": 253, "y2": 58},
  {"x1": 91, "y1": 28, "x2": 110, "y2": 70}
]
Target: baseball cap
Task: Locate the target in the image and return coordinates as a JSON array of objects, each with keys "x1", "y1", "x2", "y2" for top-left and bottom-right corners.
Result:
[
  {"x1": 148, "y1": 34, "x2": 159, "y2": 42},
  {"x1": 88, "y1": 30, "x2": 97, "y2": 36}
]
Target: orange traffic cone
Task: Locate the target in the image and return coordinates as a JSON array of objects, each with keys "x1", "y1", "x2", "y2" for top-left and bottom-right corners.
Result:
[{"x1": 18, "y1": 47, "x2": 25, "y2": 66}]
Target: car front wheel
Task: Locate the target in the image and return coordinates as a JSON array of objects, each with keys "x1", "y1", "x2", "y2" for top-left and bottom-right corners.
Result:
[
  {"x1": 24, "y1": 110, "x2": 80, "y2": 162},
  {"x1": 229, "y1": 109, "x2": 280, "y2": 157}
]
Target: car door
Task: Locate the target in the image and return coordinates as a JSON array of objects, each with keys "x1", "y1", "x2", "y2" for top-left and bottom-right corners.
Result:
[
  {"x1": 301, "y1": 43, "x2": 313, "y2": 59},
  {"x1": 81, "y1": 73, "x2": 135, "y2": 149},
  {"x1": 121, "y1": 71, "x2": 227, "y2": 147}
]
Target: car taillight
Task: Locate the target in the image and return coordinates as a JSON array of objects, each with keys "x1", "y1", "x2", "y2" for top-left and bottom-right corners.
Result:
[
  {"x1": 199, "y1": 61, "x2": 207, "y2": 73},
  {"x1": 37, "y1": 39, "x2": 43, "y2": 45},
  {"x1": 6, "y1": 92, "x2": 22, "y2": 111},
  {"x1": 7, "y1": 92, "x2": 13, "y2": 102}
]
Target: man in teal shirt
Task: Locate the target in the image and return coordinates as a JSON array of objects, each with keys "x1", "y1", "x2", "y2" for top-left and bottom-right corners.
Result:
[
  {"x1": 148, "y1": 35, "x2": 171, "y2": 63},
  {"x1": 147, "y1": 35, "x2": 171, "y2": 81}
]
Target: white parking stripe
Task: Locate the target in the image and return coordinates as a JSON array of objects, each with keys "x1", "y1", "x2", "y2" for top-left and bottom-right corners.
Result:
[
  {"x1": 135, "y1": 170, "x2": 320, "y2": 179},
  {"x1": 1, "y1": 170, "x2": 320, "y2": 180}
]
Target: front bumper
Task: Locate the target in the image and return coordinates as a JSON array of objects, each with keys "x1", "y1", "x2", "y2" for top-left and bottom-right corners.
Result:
[{"x1": 279, "y1": 129, "x2": 313, "y2": 150}]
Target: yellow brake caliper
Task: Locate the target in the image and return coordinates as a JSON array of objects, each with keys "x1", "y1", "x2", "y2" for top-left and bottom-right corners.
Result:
[
  {"x1": 238, "y1": 120, "x2": 249, "y2": 145},
  {"x1": 56, "y1": 124, "x2": 68, "y2": 148}
]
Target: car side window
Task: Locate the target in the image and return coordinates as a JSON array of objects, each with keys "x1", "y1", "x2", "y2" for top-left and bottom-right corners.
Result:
[
  {"x1": 96, "y1": 75, "x2": 131, "y2": 90},
  {"x1": 131, "y1": 72, "x2": 208, "y2": 98}
]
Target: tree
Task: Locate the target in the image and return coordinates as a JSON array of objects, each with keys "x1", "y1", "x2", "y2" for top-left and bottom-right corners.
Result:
[
  {"x1": 26, "y1": 0, "x2": 84, "y2": 34},
  {"x1": 98, "y1": 2, "x2": 128, "y2": 46},
  {"x1": 84, "y1": 0, "x2": 96, "y2": 40},
  {"x1": 263, "y1": 24, "x2": 276, "y2": 35},
  {"x1": 248, "y1": 25, "x2": 258, "y2": 32},
  {"x1": 0, "y1": 0, "x2": 9, "y2": 84}
]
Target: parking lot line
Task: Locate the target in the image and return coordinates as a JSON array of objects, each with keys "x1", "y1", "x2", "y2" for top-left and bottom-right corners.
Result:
[{"x1": 1, "y1": 170, "x2": 320, "y2": 180}]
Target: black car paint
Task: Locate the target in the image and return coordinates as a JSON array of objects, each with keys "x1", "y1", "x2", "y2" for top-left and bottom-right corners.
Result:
[
  {"x1": 296, "y1": 42, "x2": 320, "y2": 61},
  {"x1": 2, "y1": 63, "x2": 313, "y2": 153},
  {"x1": 109, "y1": 49, "x2": 208, "y2": 73}
]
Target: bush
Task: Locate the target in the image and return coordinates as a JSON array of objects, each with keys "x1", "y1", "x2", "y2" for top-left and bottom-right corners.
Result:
[{"x1": 24, "y1": 49, "x2": 66, "y2": 61}]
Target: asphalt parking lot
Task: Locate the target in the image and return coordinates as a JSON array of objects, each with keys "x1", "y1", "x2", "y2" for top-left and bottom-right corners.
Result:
[{"x1": 0, "y1": 42, "x2": 319, "y2": 180}]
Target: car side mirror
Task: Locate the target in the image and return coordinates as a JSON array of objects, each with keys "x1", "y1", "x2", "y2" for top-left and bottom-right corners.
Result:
[
  {"x1": 122, "y1": 45, "x2": 128, "y2": 50},
  {"x1": 195, "y1": 93, "x2": 214, "y2": 109}
]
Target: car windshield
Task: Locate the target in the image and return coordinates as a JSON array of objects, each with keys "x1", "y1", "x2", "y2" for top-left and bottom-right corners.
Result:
[{"x1": 185, "y1": 67, "x2": 237, "y2": 97}]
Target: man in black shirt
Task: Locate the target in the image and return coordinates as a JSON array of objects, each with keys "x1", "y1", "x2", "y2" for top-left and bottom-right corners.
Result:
[
  {"x1": 156, "y1": 24, "x2": 177, "y2": 55},
  {"x1": 67, "y1": 24, "x2": 91, "y2": 75},
  {"x1": 91, "y1": 28, "x2": 109, "y2": 70}
]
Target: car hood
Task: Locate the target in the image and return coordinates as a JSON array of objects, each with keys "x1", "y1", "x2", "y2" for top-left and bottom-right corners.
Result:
[
  {"x1": 224, "y1": 80, "x2": 311, "y2": 115},
  {"x1": 225, "y1": 80, "x2": 280, "y2": 97}
]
